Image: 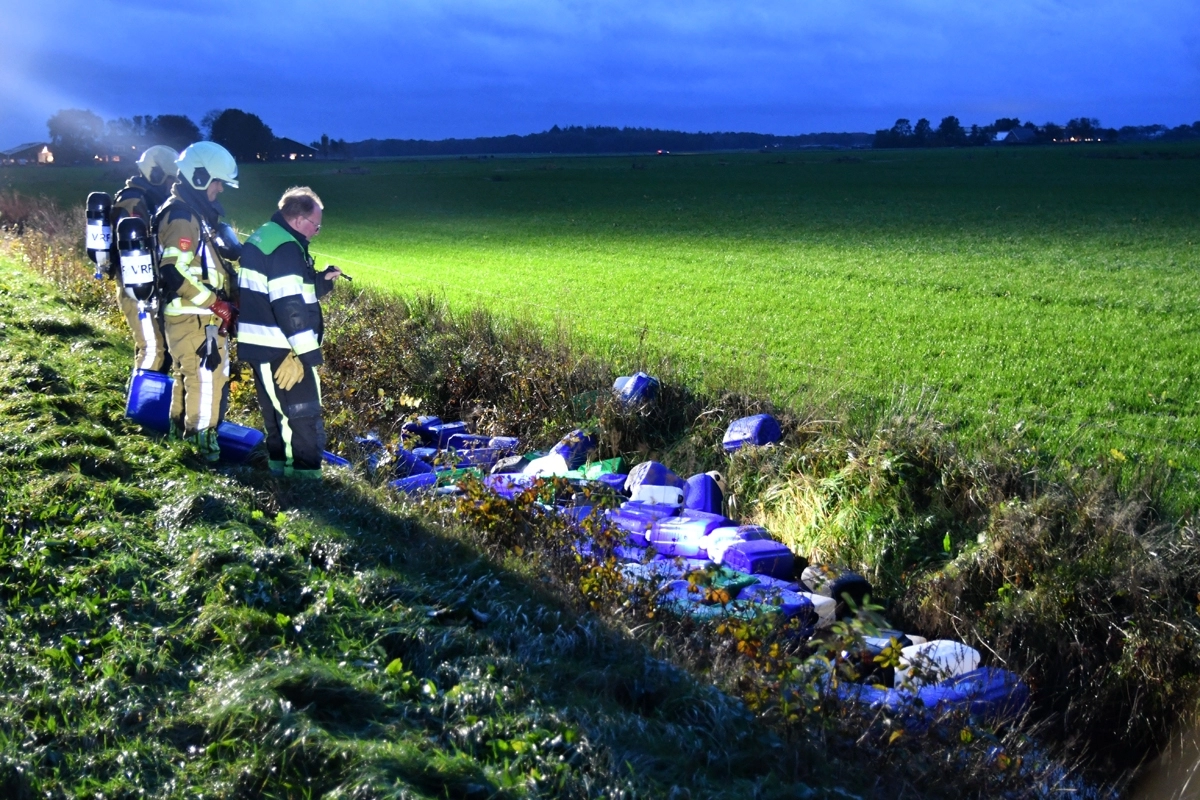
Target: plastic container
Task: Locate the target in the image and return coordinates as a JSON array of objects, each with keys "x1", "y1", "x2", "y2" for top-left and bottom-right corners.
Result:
[
  {"x1": 484, "y1": 473, "x2": 539, "y2": 500},
  {"x1": 607, "y1": 501, "x2": 681, "y2": 547},
  {"x1": 523, "y1": 452, "x2": 570, "y2": 477},
  {"x1": 612, "y1": 372, "x2": 659, "y2": 406},
  {"x1": 395, "y1": 447, "x2": 434, "y2": 478},
  {"x1": 797, "y1": 591, "x2": 838, "y2": 628},
  {"x1": 446, "y1": 433, "x2": 492, "y2": 451},
  {"x1": 702, "y1": 525, "x2": 769, "y2": 565},
  {"x1": 800, "y1": 566, "x2": 874, "y2": 610},
  {"x1": 895, "y1": 640, "x2": 982, "y2": 689},
  {"x1": 428, "y1": 421, "x2": 469, "y2": 448},
  {"x1": 836, "y1": 667, "x2": 1029, "y2": 725},
  {"x1": 631, "y1": 483, "x2": 684, "y2": 506},
  {"x1": 322, "y1": 451, "x2": 351, "y2": 468},
  {"x1": 679, "y1": 508, "x2": 734, "y2": 526},
  {"x1": 737, "y1": 585, "x2": 814, "y2": 620},
  {"x1": 390, "y1": 472, "x2": 437, "y2": 494},
  {"x1": 649, "y1": 515, "x2": 728, "y2": 557},
  {"x1": 489, "y1": 436, "x2": 520, "y2": 453},
  {"x1": 216, "y1": 422, "x2": 264, "y2": 463},
  {"x1": 722, "y1": 414, "x2": 782, "y2": 452},
  {"x1": 490, "y1": 454, "x2": 532, "y2": 474},
  {"x1": 864, "y1": 631, "x2": 914, "y2": 655},
  {"x1": 595, "y1": 473, "x2": 629, "y2": 494},
  {"x1": 683, "y1": 473, "x2": 723, "y2": 515},
  {"x1": 625, "y1": 461, "x2": 686, "y2": 496},
  {"x1": 125, "y1": 369, "x2": 173, "y2": 433},
  {"x1": 551, "y1": 429, "x2": 597, "y2": 470},
  {"x1": 454, "y1": 447, "x2": 502, "y2": 470},
  {"x1": 401, "y1": 416, "x2": 442, "y2": 447},
  {"x1": 413, "y1": 447, "x2": 438, "y2": 463},
  {"x1": 720, "y1": 539, "x2": 795, "y2": 579}
]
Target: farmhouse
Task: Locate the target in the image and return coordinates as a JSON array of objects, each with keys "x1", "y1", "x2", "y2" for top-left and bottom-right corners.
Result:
[
  {"x1": 271, "y1": 138, "x2": 317, "y2": 161},
  {"x1": 1, "y1": 142, "x2": 54, "y2": 165},
  {"x1": 992, "y1": 128, "x2": 1037, "y2": 145}
]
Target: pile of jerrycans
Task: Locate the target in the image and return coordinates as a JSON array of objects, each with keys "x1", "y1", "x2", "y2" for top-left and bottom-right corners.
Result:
[{"x1": 126, "y1": 368, "x2": 1028, "y2": 721}]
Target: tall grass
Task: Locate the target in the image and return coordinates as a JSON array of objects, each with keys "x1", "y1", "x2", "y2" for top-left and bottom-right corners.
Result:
[{"x1": 6, "y1": 189, "x2": 1199, "y2": 793}]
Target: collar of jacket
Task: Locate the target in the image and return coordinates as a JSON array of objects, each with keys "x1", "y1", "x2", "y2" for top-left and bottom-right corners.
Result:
[
  {"x1": 271, "y1": 211, "x2": 310, "y2": 248},
  {"x1": 171, "y1": 180, "x2": 224, "y2": 226}
]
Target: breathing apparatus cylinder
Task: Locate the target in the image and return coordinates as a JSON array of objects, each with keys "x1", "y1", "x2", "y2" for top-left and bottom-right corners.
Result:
[
  {"x1": 85, "y1": 192, "x2": 113, "y2": 279},
  {"x1": 116, "y1": 216, "x2": 156, "y2": 313}
]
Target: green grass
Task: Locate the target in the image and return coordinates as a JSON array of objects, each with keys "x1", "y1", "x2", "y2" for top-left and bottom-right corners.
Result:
[
  {"x1": 6, "y1": 143, "x2": 1199, "y2": 499},
  {"x1": 0, "y1": 259, "x2": 859, "y2": 798}
]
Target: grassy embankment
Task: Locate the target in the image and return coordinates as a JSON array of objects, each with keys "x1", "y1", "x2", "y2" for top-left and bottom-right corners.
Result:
[
  {"x1": 0, "y1": 188, "x2": 1131, "y2": 800},
  {"x1": 0, "y1": 228, "x2": 859, "y2": 798},
  {"x1": 4, "y1": 146, "x2": 1200, "y2": 794}
]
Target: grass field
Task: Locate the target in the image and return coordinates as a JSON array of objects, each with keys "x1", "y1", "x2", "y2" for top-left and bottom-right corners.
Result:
[{"x1": 6, "y1": 143, "x2": 1199, "y2": 496}]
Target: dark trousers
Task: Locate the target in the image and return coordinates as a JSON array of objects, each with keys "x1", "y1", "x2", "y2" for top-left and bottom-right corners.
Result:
[{"x1": 251, "y1": 356, "x2": 325, "y2": 478}]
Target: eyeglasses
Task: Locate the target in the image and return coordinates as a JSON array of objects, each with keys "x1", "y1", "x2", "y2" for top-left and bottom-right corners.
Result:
[{"x1": 302, "y1": 216, "x2": 322, "y2": 233}]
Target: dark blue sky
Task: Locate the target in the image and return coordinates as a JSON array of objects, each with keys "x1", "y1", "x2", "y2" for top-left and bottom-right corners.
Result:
[{"x1": 3, "y1": 0, "x2": 1197, "y2": 148}]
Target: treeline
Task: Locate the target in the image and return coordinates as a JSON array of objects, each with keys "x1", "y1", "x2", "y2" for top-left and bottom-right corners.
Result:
[
  {"x1": 874, "y1": 115, "x2": 1200, "y2": 148},
  {"x1": 347, "y1": 125, "x2": 874, "y2": 158},
  {"x1": 42, "y1": 108, "x2": 335, "y2": 165}
]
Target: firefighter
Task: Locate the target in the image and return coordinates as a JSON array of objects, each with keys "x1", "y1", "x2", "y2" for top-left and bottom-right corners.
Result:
[
  {"x1": 156, "y1": 141, "x2": 239, "y2": 462},
  {"x1": 237, "y1": 186, "x2": 343, "y2": 478},
  {"x1": 112, "y1": 145, "x2": 177, "y2": 373}
]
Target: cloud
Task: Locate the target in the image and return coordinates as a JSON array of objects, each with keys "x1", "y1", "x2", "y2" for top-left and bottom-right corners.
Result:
[{"x1": 1, "y1": 0, "x2": 1197, "y2": 145}]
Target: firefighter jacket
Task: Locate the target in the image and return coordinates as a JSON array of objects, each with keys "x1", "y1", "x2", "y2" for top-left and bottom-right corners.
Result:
[
  {"x1": 114, "y1": 174, "x2": 171, "y2": 223},
  {"x1": 236, "y1": 212, "x2": 330, "y2": 367},
  {"x1": 156, "y1": 181, "x2": 235, "y2": 316}
]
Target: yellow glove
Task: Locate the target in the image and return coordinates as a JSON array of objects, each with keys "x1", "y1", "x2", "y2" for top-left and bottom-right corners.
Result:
[{"x1": 273, "y1": 352, "x2": 305, "y2": 391}]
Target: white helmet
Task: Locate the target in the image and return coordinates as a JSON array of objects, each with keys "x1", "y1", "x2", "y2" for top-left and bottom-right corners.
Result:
[
  {"x1": 176, "y1": 142, "x2": 239, "y2": 190},
  {"x1": 136, "y1": 145, "x2": 179, "y2": 185}
]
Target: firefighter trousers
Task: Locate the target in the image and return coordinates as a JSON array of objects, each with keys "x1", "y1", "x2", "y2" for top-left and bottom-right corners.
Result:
[
  {"x1": 165, "y1": 314, "x2": 230, "y2": 461},
  {"x1": 251, "y1": 356, "x2": 325, "y2": 479},
  {"x1": 117, "y1": 288, "x2": 170, "y2": 373}
]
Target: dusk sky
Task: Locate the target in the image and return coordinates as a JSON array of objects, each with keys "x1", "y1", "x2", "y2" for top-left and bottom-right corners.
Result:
[{"x1": 2, "y1": 0, "x2": 1197, "y2": 148}]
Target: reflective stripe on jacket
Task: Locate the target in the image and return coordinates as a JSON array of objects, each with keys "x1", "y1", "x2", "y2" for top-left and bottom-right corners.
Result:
[{"x1": 236, "y1": 214, "x2": 328, "y2": 366}]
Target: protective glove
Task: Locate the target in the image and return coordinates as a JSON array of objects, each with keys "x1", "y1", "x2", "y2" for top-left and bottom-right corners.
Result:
[
  {"x1": 209, "y1": 299, "x2": 238, "y2": 337},
  {"x1": 197, "y1": 325, "x2": 221, "y2": 371},
  {"x1": 274, "y1": 351, "x2": 305, "y2": 391}
]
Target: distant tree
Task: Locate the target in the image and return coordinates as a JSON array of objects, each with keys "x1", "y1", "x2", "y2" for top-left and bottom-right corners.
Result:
[
  {"x1": 1065, "y1": 117, "x2": 1099, "y2": 140},
  {"x1": 913, "y1": 118, "x2": 932, "y2": 146},
  {"x1": 105, "y1": 117, "x2": 147, "y2": 159},
  {"x1": 992, "y1": 117, "x2": 1021, "y2": 132},
  {"x1": 200, "y1": 109, "x2": 222, "y2": 140},
  {"x1": 936, "y1": 115, "x2": 965, "y2": 146},
  {"x1": 47, "y1": 108, "x2": 105, "y2": 164},
  {"x1": 967, "y1": 124, "x2": 990, "y2": 146},
  {"x1": 209, "y1": 109, "x2": 274, "y2": 161},
  {"x1": 1042, "y1": 122, "x2": 1065, "y2": 142},
  {"x1": 147, "y1": 115, "x2": 201, "y2": 151}
]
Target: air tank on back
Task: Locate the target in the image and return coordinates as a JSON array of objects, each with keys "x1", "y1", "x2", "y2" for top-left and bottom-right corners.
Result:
[
  {"x1": 116, "y1": 216, "x2": 156, "y2": 311},
  {"x1": 85, "y1": 192, "x2": 113, "y2": 279}
]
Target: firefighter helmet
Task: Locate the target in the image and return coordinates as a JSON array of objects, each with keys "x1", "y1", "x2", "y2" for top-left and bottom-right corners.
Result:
[
  {"x1": 176, "y1": 142, "x2": 239, "y2": 190},
  {"x1": 136, "y1": 145, "x2": 179, "y2": 185}
]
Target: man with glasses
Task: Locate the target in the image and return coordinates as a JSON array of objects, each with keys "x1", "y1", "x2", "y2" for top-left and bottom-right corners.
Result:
[{"x1": 237, "y1": 187, "x2": 343, "y2": 478}]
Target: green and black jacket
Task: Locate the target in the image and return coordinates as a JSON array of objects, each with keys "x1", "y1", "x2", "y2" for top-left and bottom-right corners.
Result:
[{"x1": 236, "y1": 212, "x2": 330, "y2": 367}]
